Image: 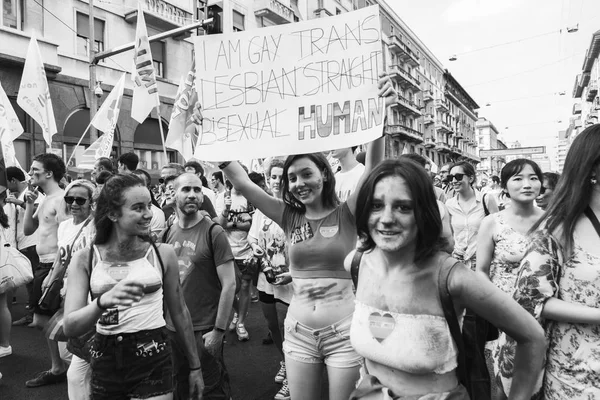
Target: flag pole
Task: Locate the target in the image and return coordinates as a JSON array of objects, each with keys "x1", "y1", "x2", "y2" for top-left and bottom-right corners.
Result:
[
  {"x1": 66, "y1": 121, "x2": 93, "y2": 167},
  {"x1": 155, "y1": 92, "x2": 168, "y2": 159}
]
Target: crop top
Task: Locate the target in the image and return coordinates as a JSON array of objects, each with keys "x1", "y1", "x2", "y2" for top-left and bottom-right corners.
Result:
[
  {"x1": 284, "y1": 203, "x2": 356, "y2": 279},
  {"x1": 350, "y1": 301, "x2": 460, "y2": 375},
  {"x1": 90, "y1": 245, "x2": 165, "y2": 335}
]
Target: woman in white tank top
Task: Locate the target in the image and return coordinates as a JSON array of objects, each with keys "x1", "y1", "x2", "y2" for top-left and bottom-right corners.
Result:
[{"x1": 63, "y1": 174, "x2": 203, "y2": 400}]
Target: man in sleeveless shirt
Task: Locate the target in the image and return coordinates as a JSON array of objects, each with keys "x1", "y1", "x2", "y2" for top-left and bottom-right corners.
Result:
[{"x1": 164, "y1": 173, "x2": 236, "y2": 400}]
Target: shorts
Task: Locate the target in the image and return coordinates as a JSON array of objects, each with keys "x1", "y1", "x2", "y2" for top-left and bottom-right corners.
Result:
[
  {"x1": 235, "y1": 259, "x2": 254, "y2": 282},
  {"x1": 282, "y1": 313, "x2": 362, "y2": 368},
  {"x1": 90, "y1": 328, "x2": 173, "y2": 400},
  {"x1": 258, "y1": 290, "x2": 289, "y2": 306},
  {"x1": 32, "y1": 262, "x2": 55, "y2": 316}
]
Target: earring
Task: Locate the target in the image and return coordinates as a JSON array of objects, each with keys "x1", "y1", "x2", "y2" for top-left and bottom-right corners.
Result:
[{"x1": 591, "y1": 176, "x2": 598, "y2": 186}]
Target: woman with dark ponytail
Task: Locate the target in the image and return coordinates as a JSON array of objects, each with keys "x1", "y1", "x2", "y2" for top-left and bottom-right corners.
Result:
[{"x1": 63, "y1": 174, "x2": 203, "y2": 400}]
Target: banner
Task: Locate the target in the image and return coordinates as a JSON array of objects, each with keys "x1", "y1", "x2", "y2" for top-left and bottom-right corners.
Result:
[
  {"x1": 0, "y1": 82, "x2": 28, "y2": 175},
  {"x1": 193, "y1": 5, "x2": 383, "y2": 161},
  {"x1": 165, "y1": 65, "x2": 197, "y2": 161},
  {"x1": 77, "y1": 75, "x2": 126, "y2": 170},
  {"x1": 17, "y1": 34, "x2": 57, "y2": 146},
  {"x1": 131, "y1": 2, "x2": 159, "y2": 123}
]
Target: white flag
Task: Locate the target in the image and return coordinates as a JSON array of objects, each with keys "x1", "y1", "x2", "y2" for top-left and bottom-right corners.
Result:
[
  {"x1": 76, "y1": 132, "x2": 116, "y2": 170},
  {"x1": 131, "y1": 3, "x2": 158, "y2": 123},
  {"x1": 17, "y1": 34, "x2": 57, "y2": 146},
  {"x1": 91, "y1": 74, "x2": 125, "y2": 135},
  {"x1": 165, "y1": 72, "x2": 197, "y2": 161},
  {"x1": 0, "y1": 82, "x2": 24, "y2": 142}
]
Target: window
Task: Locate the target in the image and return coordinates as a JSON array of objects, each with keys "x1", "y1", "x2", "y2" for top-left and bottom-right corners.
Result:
[
  {"x1": 336, "y1": 8, "x2": 341, "y2": 15},
  {"x1": 76, "y1": 12, "x2": 105, "y2": 56},
  {"x1": 151, "y1": 41, "x2": 165, "y2": 78},
  {"x1": 233, "y1": 10, "x2": 244, "y2": 32},
  {"x1": 390, "y1": 25, "x2": 394, "y2": 35},
  {"x1": 2, "y1": 0, "x2": 23, "y2": 29}
]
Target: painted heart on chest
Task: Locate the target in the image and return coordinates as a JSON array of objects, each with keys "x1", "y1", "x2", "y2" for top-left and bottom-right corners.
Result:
[{"x1": 368, "y1": 312, "x2": 396, "y2": 343}]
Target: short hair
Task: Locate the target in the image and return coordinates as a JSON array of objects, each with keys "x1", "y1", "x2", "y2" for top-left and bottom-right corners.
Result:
[
  {"x1": 162, "y1": 163, "x2": 184, "y2": 175},
  {"x1": 542, "y1": 172, "x2": 560, "y2": 191},
  {"x1": 96, "y1": 157, "x2": 114, "y2": 173},
  {"x1": 95, "y1": 171, "x2": 114, "y2": 185},
  {"x1": 248, "y1": 171, "x2": 265, "y2": 186},
  {"x1": 211, "y1": 171, "x2": 224, "y2": 185},
  {"x1": 355, "y1": 159, "x2": 445, "y2": 263},
  {"x1": 6, "y1": 166, "x2": 25, "y2": 182},
  {"x1": 164, "y1": 175, "x2": 178, "y2": 186},
  {"x1": 117, "y1": 152, "x2": 139, "y2": 171},
  {"x1": 132, "y1": 169, "x2": 151, "y2": 187},
  {"x1": 491, "y1": 175, "x2": 500, "y2": 184},
  {"x1": 183, "y1": 160, "x2": 204, "y2": 176},
  {"x1": 400, "y1": 153, "x2": 428, "y2": 168},
  {"x1": 33, "y1": 153, "x2": 66, "y2": 182},
  {"x1": 267, "y1": 159, "x2": 284, "y2": 177}
]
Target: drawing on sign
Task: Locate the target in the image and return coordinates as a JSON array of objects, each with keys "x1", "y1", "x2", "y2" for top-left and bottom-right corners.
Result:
[{"x1": 192, "y1": 6, "x2": 384, "y2": 161}]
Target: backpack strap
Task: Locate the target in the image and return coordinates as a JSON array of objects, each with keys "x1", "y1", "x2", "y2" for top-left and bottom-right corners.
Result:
[
  {"x1": 482, "y1": 193, "x2": 489, "y2": 216},
  {"x1": 350, "y1": 250, "x2": 363, "y2": 289},
  {"x1": 437, "y1": 255, "x2": 468, "y2": 387},
  {"x1": 207, "y1": 220, "x2": 218, "y2": 258},
  {"x1": 151, "y1": 242, "x2": 166, "y2": 278}
]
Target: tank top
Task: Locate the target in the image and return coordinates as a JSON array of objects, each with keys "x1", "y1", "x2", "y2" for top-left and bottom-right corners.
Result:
[{"x1": 90, "y1": 245, "x2": 165, "y2": 335}]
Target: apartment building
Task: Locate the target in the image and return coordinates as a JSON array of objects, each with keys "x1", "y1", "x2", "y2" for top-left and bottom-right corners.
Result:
[
  {"x1": 571, "y1": 29, "x2": 600, "y2": 139},
  {"x1": 476, "y1": 116, "x2": 506, "y2": 175}
]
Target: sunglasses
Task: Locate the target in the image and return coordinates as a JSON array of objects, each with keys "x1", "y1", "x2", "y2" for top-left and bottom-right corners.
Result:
[
  {"x1": 64, "y1": 196, "x2": 89, "y2": 206},
  {"x1": 447, "y1": 173, "x2": 467, "y2": 182},
  {"x1": 158, "y1": 178, "x2": 165, "y2": 184}
]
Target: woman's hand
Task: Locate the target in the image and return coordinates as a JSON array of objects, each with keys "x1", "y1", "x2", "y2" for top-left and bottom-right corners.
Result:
[
  {"x1": 273, "y1": 271, "x2": 292, "y2": 286},
  {"x1": 377, "y1": 73, "x2": 397, "y2": 108},
  {"x1": 100, "y1": 279, "x2": 145, "y2": 308},
  {"x1": 188, "y1": 369, "x2": 205, "y2": 400}
]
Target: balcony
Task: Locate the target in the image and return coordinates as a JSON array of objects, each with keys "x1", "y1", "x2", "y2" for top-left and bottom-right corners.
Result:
[
  {"x1": 573, "y1": 103, "x2": 582, "y2": 115},
  {"x1": 396, "y1": 95, "x2": 422, "y2": 117},
  {"x1": 389, "y1": 65, "x2": 421, "y2": 91},
  {"x1": 436, "y1": 142, "x2": 451, "y2": 153},
  {"x1": 424, "y1": 114, "x2": 435, "y2": 125},
  {"x1": 451, "y1": 146, "x2": 463, "y2": 156},
  {"x1": 587, "y1": 82, "x2": 598, "y2": 102},
  {"x1": 254, "y1": 0, "x2": 295, "y2": 24},
  {"x1": 386, "y1": 124, "x2": 424, "y2": 143},
  {"x1": 387, "y1": 35, "x2": 420, "y2": 67},
  {"x1": 454, "y1": 130, "x2": 465, "y2": 139},
  {"x1": 435, "y1": 120, "x2": 453, "y2": 134},
  {"x1": 435, "y1": 99, "x2": 449, "y2": 112},
  {"x1": 424, "y1": 137, "x2": 436, "y2": 148},
  {"x1": 423, "y1": 90, "x2": 434, "y2": 102},
  {"x1": 0, "y1": 29, "x2": 61, "y2": 77}
]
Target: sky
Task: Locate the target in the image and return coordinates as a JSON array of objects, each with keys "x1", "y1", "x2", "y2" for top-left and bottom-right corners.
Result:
[{"x1": 389, "y1": 0, "x2": 600, "y2": 167}]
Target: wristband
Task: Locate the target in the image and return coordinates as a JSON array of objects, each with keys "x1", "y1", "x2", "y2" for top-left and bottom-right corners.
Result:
[
  {"x1": 218, "y1": 161, "x2": 231, "y2": 169},
  {"x1": 189, "y1": 365, "x2": 202, "y2": 371},
  {"x1": 96, "y1": 293, "x2": 108, "y2": 310},
  {"x1": 214, "y1": 327, "x2": 225, "y2": 333}
]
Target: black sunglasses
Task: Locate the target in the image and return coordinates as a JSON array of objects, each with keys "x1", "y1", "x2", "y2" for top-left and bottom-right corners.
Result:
[
  {"x1": 158, "y1": 178, "x2": 165, "y2": 184},
  {"x1": 64, "y1": 196, "x2": 89, "y2": 206},
  {"x1": 447, "y1": 173, "x2": 467, "y2": 182}
]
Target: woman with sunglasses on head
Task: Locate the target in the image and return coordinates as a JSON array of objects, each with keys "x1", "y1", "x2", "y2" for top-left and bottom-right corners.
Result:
[
  {"x1": 63, "y1": 174, "x2": 203, "y2": 400},
  {"x1": 474, "y1": 160, "x2": 544, "y2": 400},
  {"x1": 496, "y1": 125, "x2": 600, "y2": 399},
  {"x1": 346, "y1": 158, "x2": 545, "y2": 400},
  {"x1": 201, "y1": 74, "x2": 397, "y2": 400}
]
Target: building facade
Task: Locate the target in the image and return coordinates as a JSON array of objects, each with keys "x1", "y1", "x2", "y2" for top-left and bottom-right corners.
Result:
[
  {"x1": 476, "y1": 117, "x2": 506, "y2": 176},
  {"x1": 0, "y1": 0, "x2": 480, "y2": 176},
  {"x1": 571, "y1": 30, "x2": 600, "y2": 142}
]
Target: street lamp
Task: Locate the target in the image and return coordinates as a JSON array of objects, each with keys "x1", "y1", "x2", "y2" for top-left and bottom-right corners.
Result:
[
  {"x1": 449, "y1": 54, "x2": 457, "y2": 61},
  {"x1": 94, "y1": 81, "x2": 103, "y2": 97}
]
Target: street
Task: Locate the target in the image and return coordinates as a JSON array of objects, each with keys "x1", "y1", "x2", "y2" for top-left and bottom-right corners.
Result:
[{"x1": 0, "y1": 286, "x2": 327, "y2": 400}]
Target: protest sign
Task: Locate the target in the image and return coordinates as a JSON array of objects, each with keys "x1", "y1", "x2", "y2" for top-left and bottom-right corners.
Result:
[{"x1": 193, "y1": 5, "x2": 384, "y2": 161}]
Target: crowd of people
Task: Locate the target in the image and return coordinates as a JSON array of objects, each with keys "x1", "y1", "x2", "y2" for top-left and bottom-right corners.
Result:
[{"x1": 0, "y1": 74, "x2": 598, "y2": 400}]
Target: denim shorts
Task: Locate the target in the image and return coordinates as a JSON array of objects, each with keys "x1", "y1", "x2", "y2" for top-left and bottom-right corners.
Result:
[
  {"x1": 282, "y1": 313, "x2": 362, "y2": 368},
  {"x1": 90, "y1": 328, "x2": 173, "y2": 400}
]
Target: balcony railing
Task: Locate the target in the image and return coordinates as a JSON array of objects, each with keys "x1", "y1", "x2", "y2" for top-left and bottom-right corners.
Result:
[
  {"x1": 386, "y1": 124, "x2": 424, "y2": 143},
  {"x1": 397, "y1": 95, "x2": 422, "y2": 117},
  {"x1": 451, "y1": 146, "x2": 463, "y2": 155},
  {"x1": 436, "y1": 142, "x2": 451, "y2": 152},
  {"x1": 389, "y1": 65, "x2": 420, "y2": 91},
  {"x1": 424, "y1": 114, "x2": 435, "y2": 125},
  {"x1": 435, "y1": 99, "x2": 449, "y2": 112},
  {"x1": 587, "y1": 82, "x2": 598, "y2": 102},
  {"x1": 423, "y1": 90, "x2": 433, "y2": 102},
  {"x1": 424, "y1": 137, "x2": 436, "y2": 148},
  {"x1": 573, "y1": 103, "x2": 582, "y2": 115},
  {"x1": 389, "y1": 36, "x2": 420, "y2": 67},
  {"x1": 254, "y1": 0, "x2": 295, "y2": 24},
  {"x1": 435, "y1": 120, "x2": 453, "y2": 134}
]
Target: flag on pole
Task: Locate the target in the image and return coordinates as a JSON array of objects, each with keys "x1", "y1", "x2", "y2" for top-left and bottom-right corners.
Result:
[
  {"x1": 131, "y1": 3, "x2": 158, "y2": 123},
  {"x1": 165, "y1": 65, "x2": 197, "y2": 161},
  {"x1": 76, "y1": 75, "x2": 126, "y2": 170},
  {"x1": 17, "y1": 34, "x2": 57, "y2": 146},
  {"x1": 0, "y1": 82, "x2": 28, "y2": 176}
]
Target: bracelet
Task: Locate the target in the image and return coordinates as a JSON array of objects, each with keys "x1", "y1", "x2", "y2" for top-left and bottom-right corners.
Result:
[
  {"x1": 218, "y1": 161, "x2": 231, "y2": 169},
  {"x1": 96, "y1": 294, "x2": 108, "y2": 310},
  {"x1": 189, "y1": 365, "x2": 202, "y2": 371},
  {"x1": 214, "y1": 327, "x2": 225, "y2": 333}
]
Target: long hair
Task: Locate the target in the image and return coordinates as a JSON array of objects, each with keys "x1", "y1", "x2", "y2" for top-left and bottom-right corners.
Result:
[
  {"x1": 355, "y1": 159, "x2": 446, "y2": 263},
  {"x1": 58, "y1": 179, "x2": 96, "y2": 221},
  {"x1": 530, "y1": 124, "x2": 600, "y2": 253},
  {"x1": 94, "y1": 174, "x2": 146, "y2": 245},
  {"x1": 500, "y1": 159, "x2": 543, "y2": 198},
  {"x1": 280, "y1": 153, "x2": 340, "y2": 213}
]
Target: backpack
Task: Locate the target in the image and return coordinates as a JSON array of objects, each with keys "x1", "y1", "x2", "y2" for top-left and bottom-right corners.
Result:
[
  {"x1": 350, "y1": 251, "x2": 491, "y2": 400},
  {"x1": 162, "y1": 218, "x2": 241, "y2": 294}
]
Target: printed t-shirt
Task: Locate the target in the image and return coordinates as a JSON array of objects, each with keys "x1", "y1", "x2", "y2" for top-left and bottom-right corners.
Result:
[
  {"x1": 164, "y1": 218, "x2": 234, "y2": 331},
  {"x1": 215, "y1": 191, "x2": 253, "y2": 259},
  {"x1": 335, "y1": 164, "x2": 365, "y2": 202},
  {"x1": 59, "y1": 218, "x2": 96, "y2": 296},
  {"x1": 284, "y1": 203, "x2": 356, "y2": 279}
]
